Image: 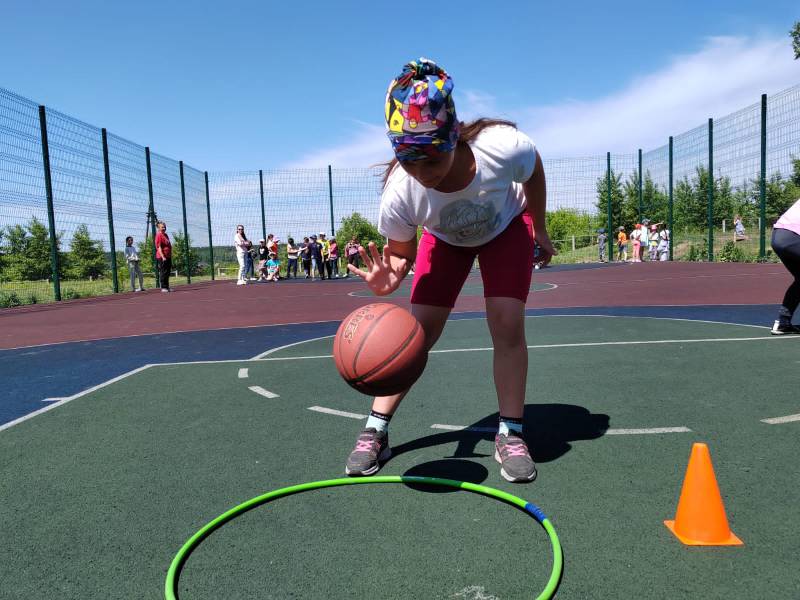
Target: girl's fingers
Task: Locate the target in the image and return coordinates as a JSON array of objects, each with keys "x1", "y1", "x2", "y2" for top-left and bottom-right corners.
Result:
[
  {"x1": 357, "y1": 245, "x2": 372, "y2": 268},
  {"x1": 347, "y1": 264, "x2": 368, "y2": 280},
  {"x1": 368, "y1": 242, "x2": 383, "y2": 268}
]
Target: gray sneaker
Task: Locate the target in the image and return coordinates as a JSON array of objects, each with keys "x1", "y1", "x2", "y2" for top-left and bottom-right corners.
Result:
[
  {"x1": 345, "y1": 428, "x2": 391, "y2": 476},
  {"x1": 494, "y1": 433, "x2": 537, "y2": 483}
]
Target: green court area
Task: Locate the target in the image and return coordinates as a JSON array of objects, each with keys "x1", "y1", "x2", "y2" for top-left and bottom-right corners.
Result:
[{"x1": 2, "y1": 317, "x2": 799, "y2": 599}]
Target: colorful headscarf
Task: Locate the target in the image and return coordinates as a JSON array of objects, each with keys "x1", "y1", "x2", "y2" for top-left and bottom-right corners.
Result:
[{"x1": 385, "y1": 58, "x2": 460, "y2": 162}]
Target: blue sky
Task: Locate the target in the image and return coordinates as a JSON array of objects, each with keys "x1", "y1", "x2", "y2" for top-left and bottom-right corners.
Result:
[{"x1": 2, "y1": 1, "x2": 799, "y2": 171}]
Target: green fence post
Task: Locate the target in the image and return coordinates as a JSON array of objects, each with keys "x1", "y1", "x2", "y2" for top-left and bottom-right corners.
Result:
[
  {"x1": 606, "y1": 152, "x2": 613, "y2": 262},
  {"x1": 638, "y1": 148, "x2": 643, "y2": 222},
  {"x1": 145, "y1": 147, "x2": 159, "y2": 287},
  {"x1": 179, "y1": 161, "x2": 191, "y2": 284},
  {"x1": 328, "y1": 165, "x2": 335, "y2": 236},
  {"x1": 204, "y1": 171, "x2": 215, "y2": 280},
  {"x1": 101, "y1": 128, "x2": 119, "y2": 293},
  {"x1": 707, "y1": 118, "x2": 714, "y2": 262},
  {"x1": 759, "y1": 93, "x2": 767, "y2": 259},
  {"x1": 259, "y1": 169, "x2": 266, "y2": 242},
  {"x1": 668, "y1": 136, "x2": 674, "y2": 261},
  {"x1": 38, "y1": 105, "x2": 61, "y2": 301}
]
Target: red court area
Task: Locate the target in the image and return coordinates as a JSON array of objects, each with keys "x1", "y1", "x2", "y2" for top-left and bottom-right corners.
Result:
[{"x1": 0, "y1": 262, "x2": 790, "y2": 349}]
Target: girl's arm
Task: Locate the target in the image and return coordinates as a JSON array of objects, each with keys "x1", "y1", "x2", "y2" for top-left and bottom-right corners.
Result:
[
  {"x1": 522, "y1": 151, "x2": 556, "y2": 264},
  {"x1": 348, "y1": 237, "x2": 416, "y2": 296}
]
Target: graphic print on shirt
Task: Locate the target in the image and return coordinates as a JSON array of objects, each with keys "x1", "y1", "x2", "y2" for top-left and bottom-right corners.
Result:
[{"x1": 433, "y1": 199, "x2": 501, "y2": 244}]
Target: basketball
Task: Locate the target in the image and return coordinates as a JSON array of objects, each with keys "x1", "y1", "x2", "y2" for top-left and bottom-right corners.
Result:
[{"x1": 333, "y1": 303, "x2": 428, "y2": 396}]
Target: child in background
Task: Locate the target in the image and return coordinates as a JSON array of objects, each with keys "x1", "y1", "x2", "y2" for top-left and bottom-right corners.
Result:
[
  {"x1": 617, "y1": 226, "x2": 628, "y2": 261},
  {"x1": 657, "y1": 224, "x2": 670, "y2": 261},
  {"x1": 319, "y1": 232, "x2": 331, "y2": 279},
  {"x1": 301, "y1": 236, "x2": 312, "y2": 278},
  {"x1": 265, "y1": 252, "x2": 280, "y2": 282},
  {"x1": 345, "y1": 58, "x2": 555, "y2": 483},
  {"x1": 124, "y1": 236, "x2": 144, "y2": 292},
  {"x1": 630, "y1": 224, "x2": 641, "y2": 262},
  {"x1": 597, "y1": 228, "x2": 607, "y2": 262},
  {"x1": 345, "y1": 237, "x2": 360, "y2": 274},
  {"x1": 649, "y1": 224, "x2": 659, "y2": 261}
]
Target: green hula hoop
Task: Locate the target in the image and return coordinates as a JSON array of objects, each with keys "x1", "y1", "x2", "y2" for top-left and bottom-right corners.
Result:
[{"x1": 165, "y1": 476, "x2": 563, "y2": 600}]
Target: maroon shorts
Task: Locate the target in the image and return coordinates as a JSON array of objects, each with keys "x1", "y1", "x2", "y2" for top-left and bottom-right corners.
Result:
[{"x1": 410, "y1": 212, "x2": 535, "y2": 308}]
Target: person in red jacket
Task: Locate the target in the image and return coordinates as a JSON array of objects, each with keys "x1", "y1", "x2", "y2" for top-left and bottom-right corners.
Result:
[{"x1": 154, "y1": 221, "x2": 172, "y2": 293}]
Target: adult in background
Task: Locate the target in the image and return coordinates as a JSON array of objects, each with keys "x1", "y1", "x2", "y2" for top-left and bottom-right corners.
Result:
[
  {"x1": 770, "y1": 198, "x2": 800, "y2": 335},
  {"x1": 234, "y1": 225, "x2": 250, "y2": 285},
  {"x1": 301, "y1": 236, "x2": 312, "y2": 278},
  {"x1": 328, "y1": 236, "x2": 340, "y2": 278},
  {"x1": 319, "y1": 232, "x2": 330, "y2": 279},
  {"x1": 309, "y1": 234, "x2": 324, "y2": 280},
  {"x1": 286, "y1": 237, "x2": 299, "y2": 278},
  {"x1": 345, "y1": 236, "x2": 360, "y2": 275},
  {"x1": 154, "y1": 221, "x2": 172, "y2": 293}
]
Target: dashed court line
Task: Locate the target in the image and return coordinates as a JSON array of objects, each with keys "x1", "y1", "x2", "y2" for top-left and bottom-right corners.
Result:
[
  {"x1": 237, "y1": 368, "x2": 249, "y2": 379},
  {"x1": 761, "y1": 414, "x2": 800, "y2": 425},
  {"x1": 308, "y1": 406, "x2": 367, "y2": 420},
  {"x1": 248, "y1": 386, "x2": 279, "y2": 399},
  {"x1": 605, "y1": 426, "x2": 691, "y2": 435}
]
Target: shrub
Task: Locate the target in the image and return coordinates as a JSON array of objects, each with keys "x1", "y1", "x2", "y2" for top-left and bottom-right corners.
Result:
[
  {"x1": 0, "y1": 291, "x2": 22, "y2": 308},
  {"x1": 718, "y1": 241, "x2": 749, "y2": 263},
  {"x1": 62, "y1": 288, "x2": 82, "y2": 300}
]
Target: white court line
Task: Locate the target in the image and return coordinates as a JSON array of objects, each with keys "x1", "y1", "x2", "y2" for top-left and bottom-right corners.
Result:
[
  {"x1": 250, "y1": 335, "x2": 336, "y2": 360},
  {"x1": 0, "y1": 365, "x2": 154, "y2": 433},
  {"x1": 41, "y1": 397, "x2": 69, "y2": 403},
  {"x1": 237, "y1": 368, "x2": 249, "y2": 379},
  {"x1": 760, "y1": 414, "x2": 800, "y2": 425},
  {"x1": 308, "y1": 406, "x2": 367, "y2": 420},
  {"x1": 606, "y1": 426, "x2": 692, "y2": 435},
  {"x1": 431, "y1": 424, "x2": 497, "y2": 432},
  {"x1": 248, "y1": 386, "x2": 279, "y2": 399}
]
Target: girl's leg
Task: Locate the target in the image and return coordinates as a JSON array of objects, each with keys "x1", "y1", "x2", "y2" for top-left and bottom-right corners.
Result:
[
  {"x1": 129, "y1": 264, "x2": 136, "y2": 291},
  {"x1": 345, "y1": 304, "x2": 451, "y2": 477},
  {"x1": 485, "y1": 297, "x2": 527, "y2": 419}
]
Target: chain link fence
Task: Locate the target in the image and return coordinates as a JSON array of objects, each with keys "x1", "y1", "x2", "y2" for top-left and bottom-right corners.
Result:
[{"x1": 1, "y1": 84, "x2": 799, "y2": 306}]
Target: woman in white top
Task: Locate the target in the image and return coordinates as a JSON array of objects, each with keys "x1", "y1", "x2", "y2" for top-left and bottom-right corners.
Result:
[{"x1": 234, "y1": 225, "x2": 250, "y2": 285}]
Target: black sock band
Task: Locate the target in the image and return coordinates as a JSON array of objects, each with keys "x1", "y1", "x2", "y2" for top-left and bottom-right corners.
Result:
[{"x1": 369, "y1": 410, "x2": 393, "y2": 423}]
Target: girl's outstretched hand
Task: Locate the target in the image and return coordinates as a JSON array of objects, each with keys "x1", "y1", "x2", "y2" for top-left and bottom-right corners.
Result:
[{"x1": 347, "y1": 242, "x2": 408, "y2": 296}]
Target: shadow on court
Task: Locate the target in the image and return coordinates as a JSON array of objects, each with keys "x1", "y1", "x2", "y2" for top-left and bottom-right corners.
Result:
[{"x1": 392, "y1": 403, "x2": 610, "y2": 486}]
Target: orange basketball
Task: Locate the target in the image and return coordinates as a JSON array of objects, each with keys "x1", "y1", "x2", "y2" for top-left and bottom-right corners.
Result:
[{"x1": 333, "y1": 303, "x2": 428, "y2": 396}]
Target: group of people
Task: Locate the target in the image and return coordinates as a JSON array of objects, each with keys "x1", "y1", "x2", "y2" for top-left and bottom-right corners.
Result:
[
  {"x1": 599, "y1": 221, "x2": 670, "y2": 262},
  {"x1": 233, "y1": 226, "x2": 363, "y2": 285},
  {"x1": 122, "y1": 220, "x2": 172, "y2": 293}
]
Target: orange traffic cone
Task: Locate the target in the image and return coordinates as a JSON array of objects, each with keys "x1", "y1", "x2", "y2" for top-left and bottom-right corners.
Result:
[{"x1": 664, "y1": 442, "x2": 743, "y2": 546}]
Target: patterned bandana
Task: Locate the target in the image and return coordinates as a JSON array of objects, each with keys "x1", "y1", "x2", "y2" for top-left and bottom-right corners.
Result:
[{"x1": 385, "y1": 58, "x2": 460, "y2": 162}]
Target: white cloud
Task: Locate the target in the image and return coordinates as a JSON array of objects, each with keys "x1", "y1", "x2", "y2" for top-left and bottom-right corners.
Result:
[
  {"x1": 521, "y1": 35, "x2": 799, "y2": 157},
  {"x1": 287, "y1": 35, "x2": 799, "y2": 168}
]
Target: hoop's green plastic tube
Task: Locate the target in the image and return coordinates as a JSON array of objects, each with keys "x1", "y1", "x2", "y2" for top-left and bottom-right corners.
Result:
[{"x1": 165, "y1": 476, "x2": 563, "y2": 600}]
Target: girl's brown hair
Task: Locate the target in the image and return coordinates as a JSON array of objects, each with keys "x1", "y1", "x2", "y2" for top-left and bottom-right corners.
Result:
[{"x1": 381, "y1": 118, "x2": 517, "y2": 186}]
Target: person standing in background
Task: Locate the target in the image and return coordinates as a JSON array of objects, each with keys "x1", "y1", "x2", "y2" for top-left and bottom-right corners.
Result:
[
  {"x1": 301, "y1": 236, "x2": 312, "y2": 278},
  {"x1": 345, "y1": 237, "x2": 360, "y2": 275},
  {"x1": 154, "y1": 221, "x2": 172, "y2": 293},
  {"x1": 597, "y1": 229, "x2": 607, "y2": 263},
  {"x1": 286, "y1": 237, "x2": 299, "y2": 278},
  {"x1": 124, "y1": 236, "x2": 144, "y2": 292},
  {"x1": 770, "y1": 198, "x2": 800, "y2": 334},
  {"x1": 328, "y1": 237, "x2": 340, "y2": 278},
  {"x1": 319, "y1": 232, "x2": 330, "y2": 279},
  {"x1": 234, "y1": 225, "x2": 250, "y2": 285}
]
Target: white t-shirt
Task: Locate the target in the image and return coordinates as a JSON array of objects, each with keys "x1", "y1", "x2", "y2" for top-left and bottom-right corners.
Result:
[{"x1": 378, "y1": 125, "x2": 537, "y2": 247}]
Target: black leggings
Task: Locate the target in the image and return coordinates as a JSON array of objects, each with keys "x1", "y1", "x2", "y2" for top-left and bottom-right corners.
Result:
[{"x1": 772, "y1": 228, "x2": 800, "y2": 319}]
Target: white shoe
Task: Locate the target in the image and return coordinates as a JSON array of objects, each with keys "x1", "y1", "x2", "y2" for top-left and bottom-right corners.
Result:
[
  {"x1": 161, "y1": 288, "x2": 169, "y2": 293},
  {"x1": 236, "y1": 280, "x2": 246, "y2": 286},
  {"x1": 135, "y1": 288, "x2": 142, "y2": 292}
]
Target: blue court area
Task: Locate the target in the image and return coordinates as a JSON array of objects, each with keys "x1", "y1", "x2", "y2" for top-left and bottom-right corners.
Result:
[{"x1": 0, "y1": 304, "x2": 780, "y2": 428}]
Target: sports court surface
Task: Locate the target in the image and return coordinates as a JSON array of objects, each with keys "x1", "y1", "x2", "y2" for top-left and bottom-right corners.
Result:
[{"x1": 2, "y1": 261, "x2": 799, "y2": 599}]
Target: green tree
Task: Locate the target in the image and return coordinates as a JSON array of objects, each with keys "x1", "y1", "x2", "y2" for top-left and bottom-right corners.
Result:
[
  {"x1": 545, "y1": 208, "x2": 593, "y2": 251},
  {"x1": 137, "y1": 236, "x2": 156, "y2": 275},
  {"x1": 335, "y1": 212, "x2": 385, "y2": 253},
  {"x1": 595, "y1": 168, "x2": 626, "y2": 231},
  {"x1": 672, "y1": 166, "x2": 735, "y2": 230},
  {"x1": 67, "y1": 224, "x2": 107, "y2": 280},
  {"x1": 3, "y1": 218, "x2": 64, "y2": 280},
  {"x1": 171, "y1": 231, "x2": 203, "y2": 275},
  {"x1": 791, "y1": 21, "x2": 800, "y2": 59}
]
